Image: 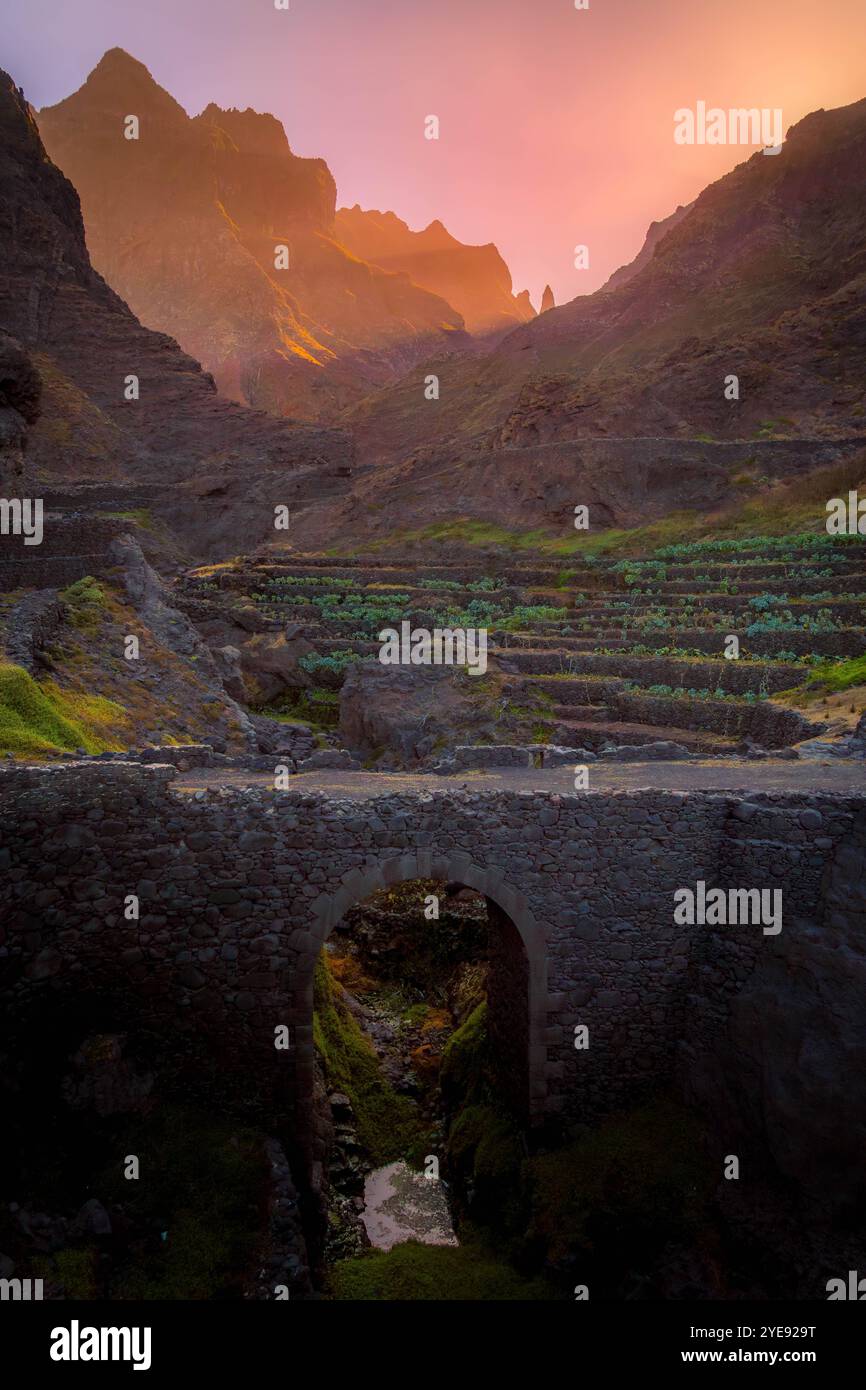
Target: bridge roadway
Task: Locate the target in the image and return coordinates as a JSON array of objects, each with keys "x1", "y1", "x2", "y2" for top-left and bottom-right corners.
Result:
[{"x1": 173, "y1": 757, "x2": 865, "y2": 800}]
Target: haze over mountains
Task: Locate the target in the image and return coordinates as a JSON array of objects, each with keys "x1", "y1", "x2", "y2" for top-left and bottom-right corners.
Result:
[
  {"x1": 0, "y1": 66, "x2": 354, "y2": 552},
  {"x1": 327, "y1": 96, "x2": 866, "y2": 542},
  {"x1": 37, "y1": 49, "x2": 537, "y2": 424},
  {"x1": 2, "y1": 45, "x2": 865, "y2": 555},
  {"x1": 334, "y1": 206, "x2": 535, "y2": 335},
  {"x1": 352, "y1": 97, "x2": 866, "y2": 457}
]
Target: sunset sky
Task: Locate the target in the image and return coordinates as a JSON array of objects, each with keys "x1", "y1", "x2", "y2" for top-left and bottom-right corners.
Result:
[{"x1": 6, "y1": 0, "x2": 866, "y2": 308}]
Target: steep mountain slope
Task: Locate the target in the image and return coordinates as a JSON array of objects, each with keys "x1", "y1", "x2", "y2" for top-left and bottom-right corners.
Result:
[
  {"x1": 600, "y1": 203, "x2": 694, "y2": 293},
  {"x1": 351, "y1": 98, "x2": 866, "y2": 460},
  {"x1": 0, "y1": 66, "x2": 352, "y2": 555},
  {"x1": 37, "y1": 49, "x2": 468, "y2": 423},
  {"x1": 334, "y1": 206, "x2": 535, "y2": 334}
]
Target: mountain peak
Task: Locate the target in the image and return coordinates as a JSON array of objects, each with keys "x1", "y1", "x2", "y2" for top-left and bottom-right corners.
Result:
[
  {"x1": 43, "y1": 48, "x2": 190, "y2": 125},
  {"x1": 86, "y1": 47, "x2": 163, "y2": 93},
  {"x1": 195, "y1": 102, "x2": 291, "y2": 158},
  {"x1": 93, "y1": 47, "x2": 148, "y2": 74}
]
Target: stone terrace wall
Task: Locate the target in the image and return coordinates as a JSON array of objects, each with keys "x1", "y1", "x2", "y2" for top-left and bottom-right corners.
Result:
[
  {"x1": 0, "y1": 514, "x2": 128, "y2": 591},
  {"x1": 0, "y1": 764, "x2": 861, "y2": 1169}
]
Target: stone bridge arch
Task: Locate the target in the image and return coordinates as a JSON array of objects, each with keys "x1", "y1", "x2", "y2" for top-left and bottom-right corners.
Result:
[{"x1": 301, "y1": 850, "x2": 550, "y2": 1137}]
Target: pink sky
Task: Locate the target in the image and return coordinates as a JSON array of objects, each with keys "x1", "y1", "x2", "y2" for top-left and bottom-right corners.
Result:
[{"x1": 5, "y1": 0, "x2": 866, "y2": 307}]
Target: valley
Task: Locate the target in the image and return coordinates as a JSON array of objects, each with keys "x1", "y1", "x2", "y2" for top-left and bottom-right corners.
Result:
[{"x1": 0, "y1": 15, "x2": 864, "y2": 1317}]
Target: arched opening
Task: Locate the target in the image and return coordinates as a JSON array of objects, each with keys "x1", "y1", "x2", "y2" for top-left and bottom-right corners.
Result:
[
  {"x1": 303, "y1": 852, "x2": 548, "y2": 1136},
  {"x1": 301, "y1": 858, "x2": 544, "y2": 1288}
]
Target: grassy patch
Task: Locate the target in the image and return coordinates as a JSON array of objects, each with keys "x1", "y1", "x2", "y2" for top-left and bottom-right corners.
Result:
[
  {"x1": 806, "y1": 654, "x2": 866, "y2": 693},
  {"x1": 0, "y1": 663, "x2": 129, "y2": 756},
  {"x1": 264, "y1": 687, "x2": 340, "y2": 729},
  {"x1": 528, "y1": 1096, "x2": 712, "y2": 1266},
  {"x1": 327, "y1": 1238, "x2": 554, "y2": 1300},
  {"x1": 347, "y1": 455, "x2": 866, "y2": 560},
  {"x1": 99, "y1": 1105, "x2": 266, "y2": 1300}
]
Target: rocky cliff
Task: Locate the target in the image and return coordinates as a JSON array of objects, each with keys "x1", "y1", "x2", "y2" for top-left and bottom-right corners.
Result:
[
  {"x1": 335, "y1": 96, "x2": 866, "y2": 538},
  {"x1": 37, "y1": 50, "x2": 469, "y2": 423},
  {"x1": 600, "y1": 202, "x2": 694, "y2": 293},
  {"x1": 0, "y1": 333, "x2": 41, "y2": 494},
  {"x1": 334, "y1": 206, "x2": 535, "y2": 335},
  {"x1": 0, "y1": 65, "x2": 355, "y2": 556}
]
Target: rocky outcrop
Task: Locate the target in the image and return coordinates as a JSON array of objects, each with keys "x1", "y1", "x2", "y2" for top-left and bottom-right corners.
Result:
[
  {"x1": 539, "y1": 284, "x2": 555, "y2": 313},
  {"x1": 109, "y1": 532, "x2": 257, "y2": 744},
  {"x1": 37, "y1": 50, "x2": 468, "y2": 424},
  {"x1": 338, "y1": 661, "x2": 500, "y2": 763},
  {"x1": 2, "y1": 589, "x2": 65, "y2": 673},
  {"x1": 334, "y1": 206, "x2": 535, "y2": 335},
  {"x1": 0, "y1": 333, "x2": 41, "y2": 494},
  {"x1": 237, "y1": 629, "x2": 314, "y2": 704},
  {"x1": 0, "y1": 64, "x2": 353, "y2": 558}
]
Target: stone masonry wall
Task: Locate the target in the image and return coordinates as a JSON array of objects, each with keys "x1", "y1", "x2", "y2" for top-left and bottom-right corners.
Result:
[
  {"x1": 0, "y1": 764, "x2": 861, "y2": 1173},
  {"x1": 0, "y1": 514, "x2": 128, "y2": 591}
]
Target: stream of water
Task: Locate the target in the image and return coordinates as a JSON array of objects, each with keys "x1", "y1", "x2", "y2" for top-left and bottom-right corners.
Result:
[{"x1": 361, "y1": 1161, "x2": 458, "y2": 1251}]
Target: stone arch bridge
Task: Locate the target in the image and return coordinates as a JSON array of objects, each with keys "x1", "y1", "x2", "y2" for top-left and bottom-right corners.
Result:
[{"x1": 1, "y1": 764, "x2": 862, "y2": 1174}]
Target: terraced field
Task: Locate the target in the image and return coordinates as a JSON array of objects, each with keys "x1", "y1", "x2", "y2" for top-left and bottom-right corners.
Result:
[{"x1": 179, "y1": 532, "x2": 866, "y2": 760}]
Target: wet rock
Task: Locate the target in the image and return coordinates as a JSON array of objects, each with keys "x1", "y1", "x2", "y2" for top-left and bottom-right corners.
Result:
[{"x1": 75, "y1": 1199, "x2": 112, "y2": 1238}]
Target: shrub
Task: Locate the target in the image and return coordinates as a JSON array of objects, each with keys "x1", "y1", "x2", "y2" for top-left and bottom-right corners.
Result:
[
  {"x1": 298, "y1": 650, "x2": 363, "y2": 675},
  {"x1": 60, "y1": 576, "x2": 106, "y2": 629}
]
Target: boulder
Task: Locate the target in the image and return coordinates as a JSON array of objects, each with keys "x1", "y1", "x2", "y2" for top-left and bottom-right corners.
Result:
[
  {"x1": 232, "y1": 604, "x2": 280, "y2": 634},
  {"x1": 246, "y1": 711, "x2": 315, "y2": 757},
  {"x1": 212, "y1": 644, "x2": 246, "y2": 702},
  {"x1": 339, "y1": 661, "x2": 500, "y2": 763},
  {"x1": 239, "y1": 630, "x2": 315, "y2": 703}
]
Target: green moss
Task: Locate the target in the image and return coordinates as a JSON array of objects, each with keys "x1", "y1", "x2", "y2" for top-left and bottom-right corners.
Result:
[
  {"x1": 104, "y1": 508, "x2": 155, "y2": 532},
  {"x1": 313, "y1": 954, "x2": 420, "y2": 1164},
  {"x1": 328, "y1": 1239, "x2": 554, "y2": 1300},
  {"x1": 440, "y1": 1002, "x2": 490, "y2": 1109},
  {"x1": 0, "y1": 663, "x2": 128, "y2": 756},
  {"x1": 806, "y1": 654, "x2": 866, "y2": 692},
  {"x1": 440, "y1": 1004, "x2": 527, "y2": 1232},
  {"x1": 98, "y1": 1105, "x2": 266, "y2": 1300},
  {"x1": 31, "y1": 1247, "x2": 99, "y2": 1299},
  {"x1": 402, "y1": 1002, "x2": 432, "y2": 1026},
  {"x1": 528, "y1": 1096, "x2": 713, "y2": 1265},
  {"x1": 450, "y1": 1104, "x2": 524, "y2": 1185}
]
